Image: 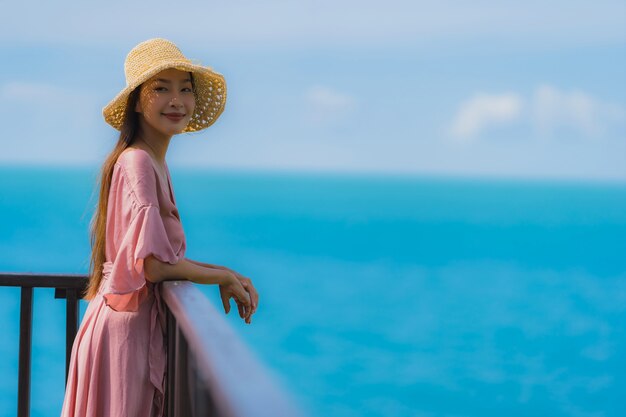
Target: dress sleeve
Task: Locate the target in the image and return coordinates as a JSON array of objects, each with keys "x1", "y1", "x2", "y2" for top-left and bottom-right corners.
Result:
[{"x1": 102, "y1": 151, "x2": 181, "y2": 312}]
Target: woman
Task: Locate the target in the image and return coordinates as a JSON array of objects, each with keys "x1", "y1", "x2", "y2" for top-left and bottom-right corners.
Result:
[{"x1": 61, "y1": 38, "x2": 258, "y2": 417}]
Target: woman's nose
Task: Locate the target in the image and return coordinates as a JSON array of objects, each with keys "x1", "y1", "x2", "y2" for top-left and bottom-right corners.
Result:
[{"x1": 170, "y1": 96, "x2": 182, "y2": 107}]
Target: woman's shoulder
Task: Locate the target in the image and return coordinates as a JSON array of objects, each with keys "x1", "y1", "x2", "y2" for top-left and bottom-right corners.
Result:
[
  {"x1": 114, "y1": 148, "x2": 159, "y2": 205},
  {"x1": 117, "y1": 147, "x2": 154, "y2": 169},
  {"x1": 116, "y1": 147, "x2": 159, "y2": 180}
]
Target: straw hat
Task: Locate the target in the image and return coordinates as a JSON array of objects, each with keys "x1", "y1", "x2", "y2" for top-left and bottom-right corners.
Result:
[{"x1": 102, "y1": 38, "x2": 226, "y2": 132}]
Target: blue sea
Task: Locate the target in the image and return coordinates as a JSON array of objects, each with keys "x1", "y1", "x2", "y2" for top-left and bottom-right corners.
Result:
[{"x1": 0, "y1": 166, "x2": 625, "y2": 417}]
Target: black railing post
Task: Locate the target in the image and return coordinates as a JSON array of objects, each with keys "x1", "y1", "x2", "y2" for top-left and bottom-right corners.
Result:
[
  {"x1": 65, "y1": 288, "x2": 80, "y2": 383},
  {"x1": 18, "y1": 286, "x2": 33, "y2": 417},
  {"x1": 166, "y1": 306, "x2": 176, "y2": 417},
  {"x1": 174, "y1": 321, "x2": 193, "y2": 417}
]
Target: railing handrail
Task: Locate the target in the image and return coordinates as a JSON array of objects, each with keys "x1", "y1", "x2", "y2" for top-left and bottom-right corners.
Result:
[
  {"x1": 0, "y1": 273, "x2": 87, "y2": 289},
  {"x1": 162, "y1": 280, "x2": 301, "y2": 417}
]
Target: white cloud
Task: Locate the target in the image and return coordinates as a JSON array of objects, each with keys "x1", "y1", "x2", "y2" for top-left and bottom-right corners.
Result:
[
  {"x1": 532, "y1": 85, "x2": 626, "y2": 138},
  {"x1": 448, "y1": 86, "x2": 626, "y2": 142},
  {"x1": 304, "y1": 85, "x2": 356, "y2": 126},
  {"x1": 449, "y1": 93, "x2": 523, "y2": 141}
]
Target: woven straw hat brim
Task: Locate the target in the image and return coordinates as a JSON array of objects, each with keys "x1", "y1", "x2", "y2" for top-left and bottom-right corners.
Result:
[{"x1": 102, "y1": 60, "x2": 226, "y2": 133}]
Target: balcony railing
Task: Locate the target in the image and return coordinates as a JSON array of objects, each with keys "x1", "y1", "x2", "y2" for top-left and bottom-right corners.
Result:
[
  {"x1": 0, "y1": 273, "x2": 85, "y2": 417},
  {"x1": 0, "y1": 273, "x2": 301, "y2": 417}
]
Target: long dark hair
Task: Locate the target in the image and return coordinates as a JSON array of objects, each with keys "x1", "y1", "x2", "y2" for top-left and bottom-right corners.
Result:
[{"x1": 84, "y1": 87, "x2": 142, "y2": 299}]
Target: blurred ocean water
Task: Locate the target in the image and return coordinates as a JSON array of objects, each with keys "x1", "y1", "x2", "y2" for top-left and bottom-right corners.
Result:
[{"x1": 0, "y1": 166, "x2": 625, "y2": 417}]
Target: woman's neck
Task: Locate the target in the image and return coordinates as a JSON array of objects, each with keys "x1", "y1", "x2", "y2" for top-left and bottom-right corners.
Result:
[{"x1": 134, "y1": 127, "x2": 172, "y2": 165}]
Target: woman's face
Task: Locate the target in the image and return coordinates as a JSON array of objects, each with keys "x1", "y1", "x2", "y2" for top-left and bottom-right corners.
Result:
[{"x1": 135, "y1": 68, "x2": 196, "y2": 137}]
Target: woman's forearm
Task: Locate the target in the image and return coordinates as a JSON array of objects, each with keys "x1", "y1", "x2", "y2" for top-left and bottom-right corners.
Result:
[
  {"x1": 185, "y1": 257, "x2": 232, "y2": 272},
  {"x1": 144, "y1": 256, "x2": 229, "y2": 285}
]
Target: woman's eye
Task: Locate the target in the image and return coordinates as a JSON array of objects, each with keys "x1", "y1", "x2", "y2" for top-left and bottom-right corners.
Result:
[
  {"x1": 182, "y1": 87, "x2": 193, "y2": 93},
  {"x1": 154, "y1": 87, "x2": 167, "y2": 92}
]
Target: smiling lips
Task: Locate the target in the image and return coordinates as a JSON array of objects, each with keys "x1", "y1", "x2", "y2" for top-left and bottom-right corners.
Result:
[{"x1": 163, "y1": 112, "x2": 185, "y2": 122}]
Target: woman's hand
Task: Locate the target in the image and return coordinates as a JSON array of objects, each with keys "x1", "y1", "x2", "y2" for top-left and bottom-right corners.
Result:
[
  {"x1": 182, "y1": 258, "x2": 259, "y2": 324},
  {"x1": 231, "y1": 270, "x2": 259, "y2": 315},
  {"x1": 219, "y1": 271, "x2": 258, "y2": 324}
]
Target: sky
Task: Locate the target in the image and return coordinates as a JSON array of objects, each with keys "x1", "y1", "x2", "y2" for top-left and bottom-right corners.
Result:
[{"x1": 0, "y1": 0, "x2": 625, "y2": 181}]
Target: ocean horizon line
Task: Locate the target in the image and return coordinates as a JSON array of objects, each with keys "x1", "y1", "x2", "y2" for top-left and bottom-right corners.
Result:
[{"x1": 2, "y1": 163, "x2": 626, "y2": 187}]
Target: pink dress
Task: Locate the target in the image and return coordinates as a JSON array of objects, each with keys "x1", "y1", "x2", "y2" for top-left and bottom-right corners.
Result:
[{"x1": 61, "y1": 148, "x2": 186, "y2": 417}]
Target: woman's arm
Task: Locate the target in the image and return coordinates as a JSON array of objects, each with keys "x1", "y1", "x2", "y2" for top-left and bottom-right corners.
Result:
[
  {"x1": 144, "y1": 256, "x2": 256, "y2": 322},
  {"x1": 144, "y1": 256, "x2": 228, "y2": 285},
  {"x1": 184, "y1": 257, "x2": 231, "y2": 272},
  {"x1": 184, "y1": 257, "x2": 259, "y2": 322},
  {"x1": 143, "y1": 256, "x2": 253, "y2": 322}
]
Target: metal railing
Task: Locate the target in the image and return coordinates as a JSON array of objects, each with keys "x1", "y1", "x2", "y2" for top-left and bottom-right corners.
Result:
[
  {"x1": 162, "y1": 280, "x2": 300, "y2": 417},
  {"x1": 0, "y1": 273, "x2": 87, "y2": 417},
  {"x1": 0, "y1": 273, "x2": 301, "y2": 417}
]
